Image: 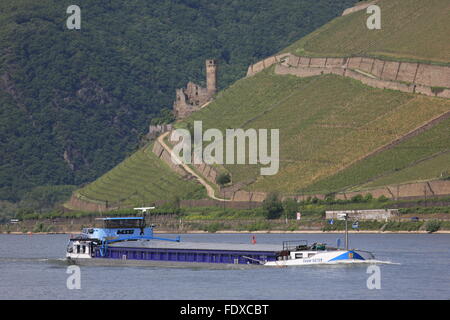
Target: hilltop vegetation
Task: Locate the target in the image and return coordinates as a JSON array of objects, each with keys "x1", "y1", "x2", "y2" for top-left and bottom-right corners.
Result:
[
  {"x1": 0, "y1": 0, "x2": 354, "y2": 204},
  {"x1": 283, "y1": 0, "x2": 450, "y2": 65}
]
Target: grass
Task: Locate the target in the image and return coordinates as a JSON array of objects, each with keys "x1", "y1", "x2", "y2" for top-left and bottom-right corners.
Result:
[
  {"x1": 76, "y1": 143, "x2": 206, "y2": 207},
  {"x1": 282, "y1": 0, "x2": 450, "y2": 65},
  {"x1": 178, "y1": 68, "x2": 450, "y2": 194}
]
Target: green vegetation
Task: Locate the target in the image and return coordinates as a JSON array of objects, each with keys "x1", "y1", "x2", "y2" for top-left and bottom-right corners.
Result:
[
  {"x1": 283, "y1": 0, "x2": 450, "y2": 65},
  {"x1": 261, "y1": 193, "x2": 284, "y2": 219},
  {"x1": 7, "y1": 196, "x2": 450, "y2": 232},
  {"x1": 306, "y1": 117, "x2": 450, "y2": 193},
  {"x1": 0, "y1": 0, "x2": 353, "y2": 205},
  {"x1": 216, "y1": 172, "x2": 231, "y2": 187},
  {"x1": 179, "y1": 69, "x2": 450, "y2": 194},
  {"x1": 424, "y1": 220, "x2": 441, "y2": 233},
  {"x1": 77, "y1": 144, "x2": 206, "y2": 207}
]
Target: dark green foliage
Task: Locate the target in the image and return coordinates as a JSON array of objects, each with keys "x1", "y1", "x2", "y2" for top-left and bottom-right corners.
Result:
[
  {"x1": 351, "y1": 194, "x2": 364, "y2": 203},
  {"x1": 19, "y1": 185, "x2": 76, "y2": 211},
  {"x1": 150, "y1": 108, "x2": 176, "y2": 126},
  {"x1": 0, "y1": 0, "x2": 353, "y2": 205},
  {"x1": 378, "y1": 195, "x2": 389, "y2": 202},
  {"x1": 216, "y1": 172, "x2": 231, "y2": 186},
  {"x1": 262, "y1": 192, "x2": 283, "y2": 219},
  {"x1": 424, "y1": 220, "x2": 441, "y2": 233},
  {"x1": 282, "y1": 198, "x2": 299, "y2": 219}
]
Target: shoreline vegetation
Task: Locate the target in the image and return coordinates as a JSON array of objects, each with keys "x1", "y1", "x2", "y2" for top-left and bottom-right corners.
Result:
[
  {"x1": 2, "y1": 230, "x2": 450, "y2": 235},
  {"x1": 2, "y1": 194, "x2": 449, "y2": 234}
]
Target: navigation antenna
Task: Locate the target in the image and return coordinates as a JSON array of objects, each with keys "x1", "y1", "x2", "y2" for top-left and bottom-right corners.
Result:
[{"x1": 133, "y1": 207, "x2": 155, "y2": 217}]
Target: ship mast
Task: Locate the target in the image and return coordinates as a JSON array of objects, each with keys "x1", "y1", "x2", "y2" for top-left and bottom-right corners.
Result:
[{"x1": 338, "y1": 213, "x2": 349, "y2": 250}]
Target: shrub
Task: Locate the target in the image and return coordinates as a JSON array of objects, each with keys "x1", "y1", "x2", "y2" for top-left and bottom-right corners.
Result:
[
  {"x1": 216, "y1": 172, "x2": 231, "y2": 186},
  {"x1": 351, "y1": 194, "x2": 364, "y2": 203},
  {"x1": 262, "y1": 193, "x2": 283, "y2": 219},
  {"x1": 282, "y1": 198, "x2": 299, "y2": 219},
  {"x1": 203, "y1": 222, "x2": 224, "y2": 233},
  {"x1": 425, "y1": 220, "x2": 441, "y2": 233}
]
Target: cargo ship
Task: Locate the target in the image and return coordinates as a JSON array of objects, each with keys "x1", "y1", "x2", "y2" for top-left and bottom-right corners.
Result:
[{"x1": 65, "y1": 214, "x2": 381, "y2": 267}]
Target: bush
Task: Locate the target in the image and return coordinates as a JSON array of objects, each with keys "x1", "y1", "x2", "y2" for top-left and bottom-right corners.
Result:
[
  {"x1": 351, "y1": 194, "x2": 364, "y2": 203},
  {"x1": 216, "y1": 173, "x2": 231, "y2": 186},
  {"x1": 203, "y1": 222, "x2": 225, "y2": 233},
  {"x1": 282, "y1": 198, "x2": 299, "y2": 219},
  {"x1": 425, "y1": 220, "x2": 441, "y2": 233},
  {"x1": 378, "y1": 195, "x2": 389, "y2": 202},
  {"x1": 262, "y1": 193, "x2": 283, "y2": 219}
]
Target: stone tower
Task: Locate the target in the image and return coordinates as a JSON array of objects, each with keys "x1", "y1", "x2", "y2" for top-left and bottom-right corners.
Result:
[{"x1": 206, "y1": 59, "x2": 217, "y2": 95}]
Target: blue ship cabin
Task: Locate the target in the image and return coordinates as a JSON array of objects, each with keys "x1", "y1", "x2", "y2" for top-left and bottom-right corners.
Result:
[{"x1": 100, "y1": 217, "x2": 146, "y2": 229}]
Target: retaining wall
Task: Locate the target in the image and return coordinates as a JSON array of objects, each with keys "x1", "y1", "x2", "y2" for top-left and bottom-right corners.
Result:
[
  {"x1": 248, "y1": 52, "x2": 450, "y2": 99},
  {"x1": 342, "y1": 1, "x2": 377, "y2": 16}
]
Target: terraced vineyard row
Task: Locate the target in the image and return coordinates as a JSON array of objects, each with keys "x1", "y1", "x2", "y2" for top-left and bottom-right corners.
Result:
[
  {"x1": 179, "y1": 69, "x2": 450, "y2": 194},
  {"x1": 77, "y1": 144, "x2": 206, "y2": 206}
]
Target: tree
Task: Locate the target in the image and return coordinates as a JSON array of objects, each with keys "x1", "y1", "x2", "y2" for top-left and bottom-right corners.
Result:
[
  {"x1": 282, "y1": 198, "x2": 298, "y2": 220},
  {"x1": 262, "y1": 193, "x2": 283, "y2": 219},
  {"x1": 216, "y1": 173, "x2": 231, "y2": 187}
]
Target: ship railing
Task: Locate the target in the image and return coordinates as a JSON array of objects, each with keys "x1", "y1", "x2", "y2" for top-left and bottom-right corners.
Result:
[{"x1": 282, "y1": 240, "x2": 308, "y2": 251}]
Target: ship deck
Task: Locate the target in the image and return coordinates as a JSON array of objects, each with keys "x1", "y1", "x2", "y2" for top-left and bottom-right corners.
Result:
[{"x1": 110, "y1": 240, "x2": 283, "y2": 252}]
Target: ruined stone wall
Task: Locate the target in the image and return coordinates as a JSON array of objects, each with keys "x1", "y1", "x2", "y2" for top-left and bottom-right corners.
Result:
[
  {"x1": 342, "y1": 1, "x2": 377, "y2": 16},
  {"x1": 185, "y1": 81, "x2": 211, "y2": 106},
  {"x1": 246, "y1": 54, "x2": 291, "y2": 77},
  {"x1": 173, "y1": 60, "x2": 218, "y2": 119},
  {"x1": 271, "y1": 53, "x2": 450, "y2": 98},
  {"x1": 148, "y1": 124, "x2": 173, "y2": 138}
]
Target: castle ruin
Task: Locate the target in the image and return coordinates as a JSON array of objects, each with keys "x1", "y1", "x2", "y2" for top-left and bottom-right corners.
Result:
[{"x1": 173, "y1": 59, "x2": 217, "y2": 119}]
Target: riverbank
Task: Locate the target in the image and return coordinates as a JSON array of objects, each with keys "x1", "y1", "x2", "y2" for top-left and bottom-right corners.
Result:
[{"x1": 3, "y1": 229, "x2": 450, "y2": 235}]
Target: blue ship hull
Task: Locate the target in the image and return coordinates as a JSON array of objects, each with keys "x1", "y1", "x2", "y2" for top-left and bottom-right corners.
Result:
[{"x1": 92, "y1": 242, "x2": 278, "y2": 265}]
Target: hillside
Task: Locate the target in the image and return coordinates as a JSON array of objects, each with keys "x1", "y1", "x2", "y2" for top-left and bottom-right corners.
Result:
[
  {"x1": 68, "y1": 0, "x2": 450, "y2": 209},
  {"x1": 304, "y1": 116, "x2": 450, "y2": 193},
  {"x1": 283, "y1": 0, "x2": 450, "y2": 64},
  {"x1": 71, "y1": 143, "x2": 206, "y2": 209},
  {"x1": 178, "y1": 69, "x2": 450, "y2": 194},
  {"x1": 0, "y1": 0, "x2": 353, "y2": 203}
]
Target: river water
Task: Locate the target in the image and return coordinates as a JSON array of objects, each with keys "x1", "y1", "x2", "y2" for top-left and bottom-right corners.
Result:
[{"x1": 0, "y1": 233, "x2": 448, "y2": 299}]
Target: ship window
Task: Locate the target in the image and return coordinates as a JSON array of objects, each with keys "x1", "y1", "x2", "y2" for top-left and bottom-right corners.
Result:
[
  {"x1": 82, "y1": 246, "x2": 86, "y2": 254},
  {"x1": 76, "y1": 245, "x2": 80, "y2": 254},
  {"x1": 104, "y1": 218, "x2": 144, "y2": 229}
]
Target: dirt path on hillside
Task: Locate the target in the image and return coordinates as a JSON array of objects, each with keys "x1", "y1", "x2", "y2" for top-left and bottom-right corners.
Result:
[{"x1": 157, "y1": 132, "x2": 230, "y2": 201}]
